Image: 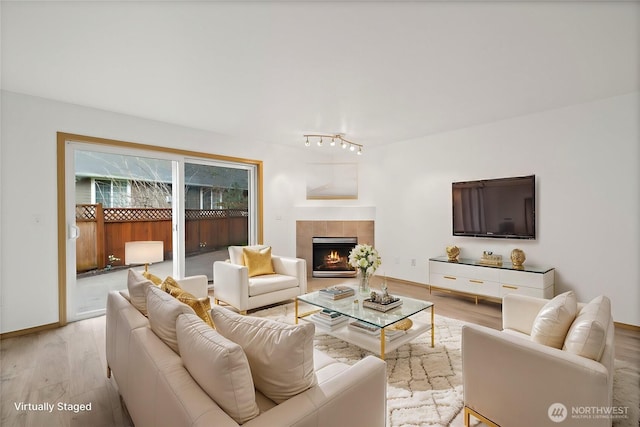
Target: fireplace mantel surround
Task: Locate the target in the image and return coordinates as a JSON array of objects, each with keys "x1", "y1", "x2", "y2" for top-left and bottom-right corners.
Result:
[{"x1": 296, "y1": 220, "x2": 374, "y2": 277}]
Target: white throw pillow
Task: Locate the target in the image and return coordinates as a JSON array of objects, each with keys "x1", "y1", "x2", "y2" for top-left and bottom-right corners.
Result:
[
  {"x1": 176, "y1": 314, "x2": 259, "y2": 424},
  {"x1": 127, "y1": 269, "x2": 154, "y2": 315},
  {"x1": 210, "y1": 305, "x2": 317, "y2": 403},
  {"x1": 146, "y1": 285, "x2": 194, "y2": 354},
  {"x1": 228, "y1": 245, "x2": 268, "y2": 266},
  {"x1": 563, "y1": 295, "x2": 611, "y2": 361},
  {"x1": 530, "y1": 290, "x2": 577, "y2": 349}
]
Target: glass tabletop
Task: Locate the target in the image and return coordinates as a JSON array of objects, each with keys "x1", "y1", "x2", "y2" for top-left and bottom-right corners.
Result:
[{"x1": 297, "y1": 286, "x2": 433, "y2": 328}]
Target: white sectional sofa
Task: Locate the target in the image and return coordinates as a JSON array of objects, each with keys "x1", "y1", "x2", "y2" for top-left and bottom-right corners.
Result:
[{"x1": 106, "y1": 286, "x2": 387, "y2": 427}]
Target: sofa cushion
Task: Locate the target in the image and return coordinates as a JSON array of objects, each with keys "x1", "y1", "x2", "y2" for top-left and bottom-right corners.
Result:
[
  {"x1": 228, "y1": 245, "x2": 268, "y2": 266},
  {"x1": 146, "y1": 285, "x2": 195, "y2": 354},
  {"x1": 563, "y1": 295, "x2": 611, "y2": 361},
  {"x1": 243, "y1": 246, "x2": 275, "y2": 277},
  {"x1": 530, "y1": 290, "x2": 577, "y2": 349},
  {"x1": 176, "y1": 314, "x2": 259, "y2": 424},
  {"x1": 127, "y1": 269, "x2": 156, "y2": 315},
  {"x1": 210, "y1": 305, "x2": 317, "y2": 403},
  {"x1": 248, "y1": 274, "x2": 299, "y2": 297}
]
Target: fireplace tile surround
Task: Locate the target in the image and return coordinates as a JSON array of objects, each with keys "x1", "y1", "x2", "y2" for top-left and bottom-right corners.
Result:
[{"x1": 296, "y1": 220, "x2": 374, "y2": 277}]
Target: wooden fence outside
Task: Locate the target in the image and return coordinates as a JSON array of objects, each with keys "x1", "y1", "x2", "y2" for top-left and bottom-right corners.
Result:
[{"x1": 75, "y1": 204, "x2": 248, "y2": 273}]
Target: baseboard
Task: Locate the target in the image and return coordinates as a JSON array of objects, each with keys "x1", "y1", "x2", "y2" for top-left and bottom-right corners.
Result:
[{"x1": 0, "y1": 322, "x2": 61, "y2": 340}]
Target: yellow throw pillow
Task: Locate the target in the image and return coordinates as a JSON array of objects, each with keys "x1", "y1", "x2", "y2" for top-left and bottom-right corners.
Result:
[
  {"x1": 161, "y1": 276, "x2": 183, "y2": 297},
  {"x1": 243, "y1": 246, "x2": 275, "y2": 277},
  {"x1": 175, "y1": 291, "x2": 214, "y2": 328},
  {"x1": 143, "y1": 271, "x2": 163, "y2": 286},
  {"x1": 161, "y1": 276, "x2": 213, "y2": 327}
]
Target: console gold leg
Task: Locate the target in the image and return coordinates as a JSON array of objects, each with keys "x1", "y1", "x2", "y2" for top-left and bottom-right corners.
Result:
[
  {"x1": 214, "y1": 298, "x2": 219, "y2": 305},
  {"x1": 464, "y1": 406, "x2": 470, "y2": 427},
  {"x1": 380, "y1": 328, "x2": 386, "y2": 360}
]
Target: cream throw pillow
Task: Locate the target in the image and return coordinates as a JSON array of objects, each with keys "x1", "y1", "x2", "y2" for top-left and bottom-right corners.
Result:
[
  {"x1": 243, "y1": 246, "x2": 275, "y2": 277},
  {"x1": 210, "y1": 305, "x2": 317, "y2": 403},
  {"x1": 146, "y1": 285, "x2": 195, "y2": 354},
  {"x1": 127, "y1": 269, "x2": 155, "y2": 315},
  {"x1": 176, "y1": 314, "x2": 259, "y2": 424},
  {"x1": 563, "y1": 295, "x2": 611, "y2": 361},
  {"x1": 530, "y1": 290, "x2": 577, "y2": 349}
]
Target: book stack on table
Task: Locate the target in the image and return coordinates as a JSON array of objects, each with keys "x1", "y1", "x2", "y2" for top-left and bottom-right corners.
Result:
[
  {"x1": 318, "y1": 285, "x2": 355, "y2": 300},
  {"x1": 347, "y1": 321, "x2": 405, "y2": 341},
  {"x1": 310, "y1": 309, "x2": 348, "y2": 330}
]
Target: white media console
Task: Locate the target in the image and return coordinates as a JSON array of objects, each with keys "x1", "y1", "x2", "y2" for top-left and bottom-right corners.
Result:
[{"x1": 428, "y1": 256, "x2": 554, "y2": 302}]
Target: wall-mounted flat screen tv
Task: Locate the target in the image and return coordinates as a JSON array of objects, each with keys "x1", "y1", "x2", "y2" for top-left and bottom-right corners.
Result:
[{"x1": 452, "y1": 175, "x2": 535, "y2": 239}]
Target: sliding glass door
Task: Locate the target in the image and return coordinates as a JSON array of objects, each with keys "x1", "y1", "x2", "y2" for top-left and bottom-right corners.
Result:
[
  {"x1": 183, "y1": 160, "x2": 256, "y2": 279},
  {"x1": 61, "y1": 135, "x2": 260, "y2": 323}
]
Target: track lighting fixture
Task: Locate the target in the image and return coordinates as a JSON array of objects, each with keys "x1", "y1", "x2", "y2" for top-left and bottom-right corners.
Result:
[{"x1": 303, "y1": 133, "x2": 364, "y2": 155}]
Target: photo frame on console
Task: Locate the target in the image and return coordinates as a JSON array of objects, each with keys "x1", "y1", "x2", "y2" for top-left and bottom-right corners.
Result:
[{"x1": 306, "y1": 163, "x2": 358, "y2": 200}]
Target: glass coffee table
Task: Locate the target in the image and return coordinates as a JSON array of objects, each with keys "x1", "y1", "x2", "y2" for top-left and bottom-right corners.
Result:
[{"x1": 296, "y1": 287, "x2": 434, "y2": 360}]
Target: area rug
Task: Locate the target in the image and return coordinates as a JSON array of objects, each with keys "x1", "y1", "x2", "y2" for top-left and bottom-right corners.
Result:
[{"x1": 252, "y1": 302, "x2": 640, "y2": 427}]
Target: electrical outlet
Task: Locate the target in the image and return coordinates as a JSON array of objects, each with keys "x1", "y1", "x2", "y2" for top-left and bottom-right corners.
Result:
[{"x1": 411, "y1": 259, "x2": 416, "y2": 267}]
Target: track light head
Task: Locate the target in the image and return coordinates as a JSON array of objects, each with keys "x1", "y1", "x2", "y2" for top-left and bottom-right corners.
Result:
[{"x1": 303, "y1": 133, "x2": 363, "y2": 155}]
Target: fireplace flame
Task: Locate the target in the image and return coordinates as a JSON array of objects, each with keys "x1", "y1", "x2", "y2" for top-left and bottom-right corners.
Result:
[{"x1": 325, "y1": 251, "x2": 341, "y2": 264}]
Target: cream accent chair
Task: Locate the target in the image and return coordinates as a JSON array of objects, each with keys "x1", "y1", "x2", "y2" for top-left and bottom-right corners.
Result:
[
  {"x1": 462, "y1": 293, "x2": 614, "y2": 427},
  {"x1": 213, "y1": 245, "x2": 307, "y2": 314}
]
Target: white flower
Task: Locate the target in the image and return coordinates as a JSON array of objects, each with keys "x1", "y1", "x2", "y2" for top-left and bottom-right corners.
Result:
[{"x1": 348, "y1": 244, "x2": 382, "y2": 277}]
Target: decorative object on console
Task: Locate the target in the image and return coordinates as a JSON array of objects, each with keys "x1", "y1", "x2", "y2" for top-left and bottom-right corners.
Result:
[
  {"x1": 303, "y1": 133, "x2": 363, "y2": 155},
  {"x1": 124, "y1": 240, "x2": 164, "y2": 272},
  {"x1": 478, "y1": 251, "x2": 502, "y2": 266},
  {"x1": 510, "y1": 248, "x2": 526, "y2": 268},
  {"x1": 348, "y1": 244, "x2": 382, "y2": 295},
  {"x1": 446, "y1": 245, "x2": 460, "y2": 261}
]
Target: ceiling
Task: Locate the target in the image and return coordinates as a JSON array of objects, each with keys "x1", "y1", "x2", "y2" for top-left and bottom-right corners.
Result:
[{"x1": 2, "y1": 1, "x2": 638, "y2": 150}]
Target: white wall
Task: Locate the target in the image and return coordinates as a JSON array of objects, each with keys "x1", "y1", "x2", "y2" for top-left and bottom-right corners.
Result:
[
  {"x1": 368, "y1": 93, "x2": 639, "y2": 326},
  {"x1": 0, "y1": 90, "x2": 334, "y2": 333},
  {"x1": 2, "y1": 90, "x2": 637, "y2": 332}
]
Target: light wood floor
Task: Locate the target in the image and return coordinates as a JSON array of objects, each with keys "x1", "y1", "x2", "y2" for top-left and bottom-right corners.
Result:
[{"x1": 1, "y1": 277, "x2": 638, "y2": 426}]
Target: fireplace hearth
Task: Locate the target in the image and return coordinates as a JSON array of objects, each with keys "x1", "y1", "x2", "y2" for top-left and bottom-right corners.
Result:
[{"x1": 312, "y1": 237, "x2": 357, "y2": 278}]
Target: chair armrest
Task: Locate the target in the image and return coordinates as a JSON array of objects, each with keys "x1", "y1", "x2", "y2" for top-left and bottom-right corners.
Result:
[
  {"x1": 502, "y1": 293, "x2": 548, "y2": 334},
  {"x1": 462, "y1": 324, "x2": 611, "y2": 427},
  {"x1": 272, "y1": 256, "x2": 307, "y2": 294},
  {"x1": 177, "y1": 275, "x2": 209, "y2": 300},
  {"x1": 243, "y1": 356, "x2": 387, "y2": 427},
  {"x1": 213, "y1": 261, "x2": 249, "y2": 310}
]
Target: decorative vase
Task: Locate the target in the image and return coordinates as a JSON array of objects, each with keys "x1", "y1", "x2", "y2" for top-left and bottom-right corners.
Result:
[
  {"x1": 446, "y1": 245, "x2": 460, "y2": 262},
  {"x1": 511, "y1": 249, "x2": 526, "y2": 268},
  {"x1": 359, "y1": 272, "x2": 370, "y2": 295}
]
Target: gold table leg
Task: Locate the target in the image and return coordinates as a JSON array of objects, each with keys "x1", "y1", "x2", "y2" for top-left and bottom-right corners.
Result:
[
  {"x1": 380, "y1": 328, "x2": 386, "y2": 360},
  {"x1": 431, "y1": 305, "x2": 435, "y2": 348},
  {"x1": 295, "y1": 298, "x2": 299, "y2": 324}
]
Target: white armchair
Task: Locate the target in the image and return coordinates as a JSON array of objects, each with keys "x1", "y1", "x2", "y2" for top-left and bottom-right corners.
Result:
[
  {"x1": 213, "y1": 245, "x2": 307, "y2": 314},
  {"x1": 462, "y1": 293, "x2": 614, "y2": 427}
]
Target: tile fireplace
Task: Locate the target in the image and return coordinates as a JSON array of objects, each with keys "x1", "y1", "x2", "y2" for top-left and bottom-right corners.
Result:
[{"x1": 312, "y1": 237, "x2": 357, "y2": 278}]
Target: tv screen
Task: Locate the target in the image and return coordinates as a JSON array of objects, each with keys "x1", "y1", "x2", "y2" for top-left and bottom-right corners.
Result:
[{"x1": 452, "y1": 175, "x2": 535, "y2": 239}]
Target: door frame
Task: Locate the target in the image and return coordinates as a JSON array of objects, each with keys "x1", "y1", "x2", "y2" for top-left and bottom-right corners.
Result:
[{"x1": 56, "y1": 132, "x2": 263, "y2": 325}]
